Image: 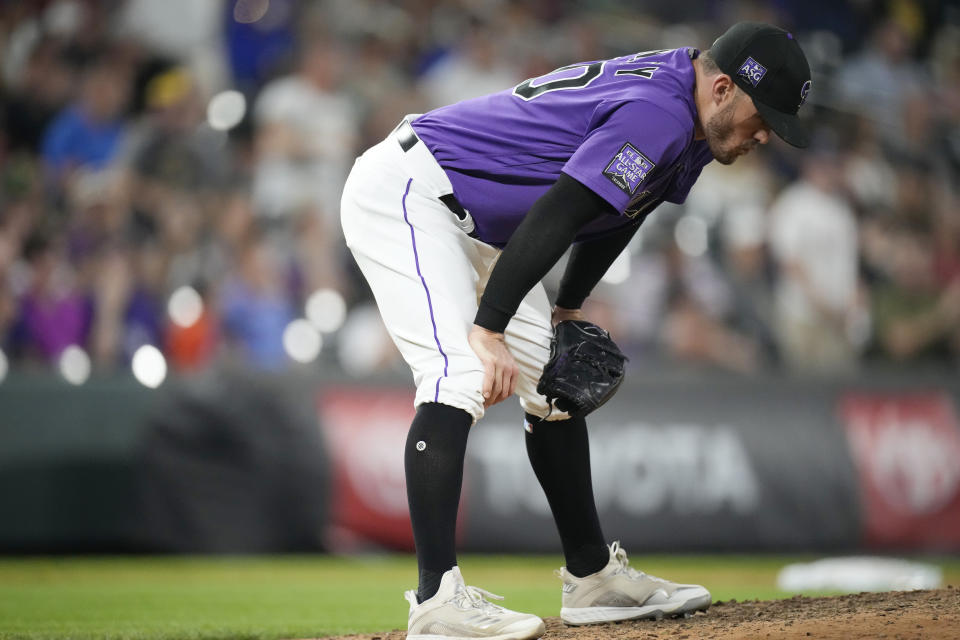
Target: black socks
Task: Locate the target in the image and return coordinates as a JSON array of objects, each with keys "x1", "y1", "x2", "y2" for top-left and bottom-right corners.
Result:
[
  {"x1": 525, "y1": 413, "x2": 609, "y2": 578},
  {"x1": 405, "y1": 402, "x2": 472, "y2": 603},
  {"x1": 405, "y1": 403, "x2": 608, "y2": 604}
]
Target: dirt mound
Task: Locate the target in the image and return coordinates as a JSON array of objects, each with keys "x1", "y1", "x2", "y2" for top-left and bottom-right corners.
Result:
[{"x1": 313, "y1": 587, "x2": 959, "y2": 640}]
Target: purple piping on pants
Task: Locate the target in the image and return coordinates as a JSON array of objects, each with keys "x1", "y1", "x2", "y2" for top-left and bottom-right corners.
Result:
[{"x1": 401, "y1": 178, "x2": 449, "y2": 401}]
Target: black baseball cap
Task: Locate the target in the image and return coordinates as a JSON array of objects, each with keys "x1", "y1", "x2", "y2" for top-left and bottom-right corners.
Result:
[{"x1": 710, "y1": 22, "x2": 812, "y2": 148}]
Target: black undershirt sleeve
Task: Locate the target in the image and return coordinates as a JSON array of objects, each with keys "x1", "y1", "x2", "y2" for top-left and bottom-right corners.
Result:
[
  {"x1": 553, "y1": 222, "x2": 641, "y2": 310},
  {"x1": 473, "y1": 173, "x2": 620, "y2": 333}
]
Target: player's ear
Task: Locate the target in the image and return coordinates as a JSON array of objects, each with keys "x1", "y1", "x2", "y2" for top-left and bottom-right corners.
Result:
[{"x1": 712, "y1": 73, "x2": 735, "y2": 106}]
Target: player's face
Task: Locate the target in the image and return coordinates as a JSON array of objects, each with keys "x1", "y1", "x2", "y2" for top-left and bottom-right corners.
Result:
[{"x1": 705, "y1": 90, "x2": 772, "y2": 165}]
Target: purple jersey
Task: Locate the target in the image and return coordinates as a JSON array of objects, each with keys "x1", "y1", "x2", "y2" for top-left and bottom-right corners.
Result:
[{"x1": 412, "y1": 48, "x2": 715, "y2": 247}]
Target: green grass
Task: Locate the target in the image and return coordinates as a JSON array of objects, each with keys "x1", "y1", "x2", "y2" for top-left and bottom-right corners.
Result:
[{"x1": 1, "y1": 554, "x2": 958, "y2": 640}]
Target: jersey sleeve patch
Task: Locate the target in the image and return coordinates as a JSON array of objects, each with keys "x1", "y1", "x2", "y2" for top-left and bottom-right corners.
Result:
[{"x1": 602, "y1": 143, "x2": 656, "y2": 196}]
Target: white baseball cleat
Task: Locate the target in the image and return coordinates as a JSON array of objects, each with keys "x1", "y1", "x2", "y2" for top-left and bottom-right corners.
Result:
[
  {"x1": 558, "y1": 541, "x2": 711, "y2": 625},
  {"x1": 405, "y1": 566, "x2": 546, "y2": 640}
]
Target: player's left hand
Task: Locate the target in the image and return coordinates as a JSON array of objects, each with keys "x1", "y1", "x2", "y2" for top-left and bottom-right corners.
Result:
[
  {"x1": 537, "y1": 318, "x2": 628, "y2": 418},
  {"x1": 468, "y1": 325, "x2": 518, "y2": 408}
]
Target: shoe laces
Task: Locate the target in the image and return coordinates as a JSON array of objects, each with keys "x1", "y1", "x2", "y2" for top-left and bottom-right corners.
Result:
[
  {"x1": 610, "y1": 541, "x2": 669, "y2": 584},
  {"x1": 454, "y1": 584, "x2": 506, "y2": 615}
]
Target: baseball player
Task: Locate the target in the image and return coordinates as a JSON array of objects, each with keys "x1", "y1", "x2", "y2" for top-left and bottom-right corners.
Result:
[{"x1": 340, "y1": 22, "x2": 812, "y2": 639}]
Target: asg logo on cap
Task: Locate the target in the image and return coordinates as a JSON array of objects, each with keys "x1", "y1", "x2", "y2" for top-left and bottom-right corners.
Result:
[{"x1": 737, "y1": 57, "x2": 767, "y2": 87}]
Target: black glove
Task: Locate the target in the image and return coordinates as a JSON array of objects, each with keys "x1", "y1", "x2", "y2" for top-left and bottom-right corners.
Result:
[{"x1": 536, "y1": 320, "x2": 628, "y2": 418}]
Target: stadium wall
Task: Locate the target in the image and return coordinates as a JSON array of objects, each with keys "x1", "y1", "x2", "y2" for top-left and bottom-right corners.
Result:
[{"x1": 1, "y1": 371, "x2": 959, "y2": 553}]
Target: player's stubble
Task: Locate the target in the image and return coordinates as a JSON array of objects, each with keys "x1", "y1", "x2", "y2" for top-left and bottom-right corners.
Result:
[{"x1": 704, "y1": 94, "x2": 756, "y2": 165}]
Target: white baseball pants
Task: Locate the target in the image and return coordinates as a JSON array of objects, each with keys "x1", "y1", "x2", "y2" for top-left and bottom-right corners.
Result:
[{"x1": 340, "y1": 120, "x2": 565, "y2": 424}]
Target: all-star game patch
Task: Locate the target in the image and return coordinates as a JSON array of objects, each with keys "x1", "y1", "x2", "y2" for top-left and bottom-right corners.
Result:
[
  {"x1": 738, "y1": 56, "x2": 767, "y2": 87},
  {"x1": 603, "y1": 143, "x2": 655, "y2": 196}
]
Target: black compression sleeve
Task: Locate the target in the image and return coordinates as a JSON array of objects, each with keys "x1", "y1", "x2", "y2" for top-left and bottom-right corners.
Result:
[
  {"x1": 554, "y1": 223, "x2": 640, "y2": 310},
  {"x1": 474, "y1": 173, "x2": 616, "y2": 333}
]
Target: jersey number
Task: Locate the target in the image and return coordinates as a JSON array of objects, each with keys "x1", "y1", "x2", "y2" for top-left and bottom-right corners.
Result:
[
  {"x1": 512, "y1": 62, "x2": 605, "y2": 101},
  {"x1": 512, "y1": 50, "x2": 670, "y2": 101}
]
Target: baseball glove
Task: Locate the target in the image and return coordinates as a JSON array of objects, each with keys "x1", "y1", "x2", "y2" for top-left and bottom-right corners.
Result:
[{"x1": 536, "y1": 320, "x2": 628, "y2": 418}]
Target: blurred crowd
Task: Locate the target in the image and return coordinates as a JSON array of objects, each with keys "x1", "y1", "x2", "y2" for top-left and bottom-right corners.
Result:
[{"x1": 0, "y1": 0, "x2": 958, "y2": 384}]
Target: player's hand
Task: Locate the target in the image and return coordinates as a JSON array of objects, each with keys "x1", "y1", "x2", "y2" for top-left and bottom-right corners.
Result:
[{"x1": 468, "y1": 325, "x2": 518, "y2": 408}]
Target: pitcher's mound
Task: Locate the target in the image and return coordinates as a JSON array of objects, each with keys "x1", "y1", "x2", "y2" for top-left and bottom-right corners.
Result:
[{"x1": 310, "y1": 587, "x2": 959, "y2": 640}]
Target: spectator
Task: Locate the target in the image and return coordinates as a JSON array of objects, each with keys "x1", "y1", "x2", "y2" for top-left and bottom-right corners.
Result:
[
  {"x1": 123, "y1": 66, "x2": 232, "y2": 265},
  {"x1": 82, "y1": 237, "x2": 168, "y2": 371},
  {"x1": 122, "y1": 240, "x2": 167, "y2": 363},
  {"x1": 116, "y1": 0, "x2": 228, "y2": 93},
  {"x1": 418, "y1": 17, "x2": 521, "y2": 109},
  {"x1": 0, "y1": 198, "x2": 29, "y2": 346},
  {"x1": 252, "y1": 38, "x2": 358, "y2": 221},
  {"x1": 834, "y1": 19, "x2": 928, "y2": 148},
  {"x1": 1, "y1": 38, "x2": 74, "y2": 153},
  {"x1": 687, "y1": 153, "x2": 781, "y2": 363},
  {"x1": 219, "y1": 231, "x2": 295, "y2": 371},
  {"x1": 0, "y1": 1, "x2": 958, "y2": 381},
  {"x1": 349, "y1": 34, "x2": 423, "y2": 150},
  {"x1": 87, "y1": 244, "x2": 133, "y2": 368},
  {"x1": 60, "y1": 170, "x2": 139, "y2": 369},
  {"x1": 660, "y1": 240, "x2": 763, "y2": 374},
  {"x1": 41, "y1": 57, "x2": 131, "y2": 183},
  {"x1": 252, "y1": 38, "x2": 359, "y2": 293},
  {"x1": 843, "y1": 115, "x2": 897, "y2": 213},
  {"x1": 222, "y1": 0, "x2": 298, "y2": 95},
  {"x1": 63, "y1": 168, "x2": 129, "y2": 265},
  {"x1": 768, "y1": 143, "x2": 863, "y2": 374},
  {"x1": 928, "y1": 24, "x2": 960, "y2": 182},
  {"x1": 126, "y1": 67, "x2": 231, "y2": 195},
  {"x1": 6, "y1": 232, "x2": 93, "y2": 366},
  {"x1": 585, "y1": 216, "x2": 762, "y2": 374},
  {"x1": 871, "y1": 221, "x2": 960, "y2": 365},
  {"x1": 931, "y1": 197, "x2": 960, "y2": 288}
]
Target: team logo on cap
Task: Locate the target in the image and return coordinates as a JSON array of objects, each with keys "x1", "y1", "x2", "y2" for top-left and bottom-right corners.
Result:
[
  {"x1": 737, "y1": 57, "x2": 767, "y2": 87},
  {"x1": 603, "y1": 143, "x2": 655, "y2": 196},
  {"x1": 799, "y1": 80, "x2": 812, "y2": 106}
]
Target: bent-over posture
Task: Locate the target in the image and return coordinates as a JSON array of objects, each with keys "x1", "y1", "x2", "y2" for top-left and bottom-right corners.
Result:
[{"x1": 341, "y1": 22, "x2": 812, "y2": 640}]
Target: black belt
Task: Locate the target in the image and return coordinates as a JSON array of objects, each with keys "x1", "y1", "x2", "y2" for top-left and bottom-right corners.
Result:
[
  {"x1": 395, "y1": 121, "x2": 477, "y2": 237},
  {"x1": 396, "y1": 120, "x2": 420, "y2": 152}
]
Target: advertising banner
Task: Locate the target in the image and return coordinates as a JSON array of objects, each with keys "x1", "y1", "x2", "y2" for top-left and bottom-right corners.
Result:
[
  {"x1": 840, "y1": 392, "x2": 960, "y2": 550},
  {"x1": 460, "y1": 379, "x2": 862, "y2": 552},
  {"x1": 320, "y1": 387, "x2": 418, "y2": 550},
  {"x1": 318, "y1": 378, "x2": 866, "y2": 553},
  {"x1": 5, "y1": 372, "x2": 959, "y2": 553}
]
